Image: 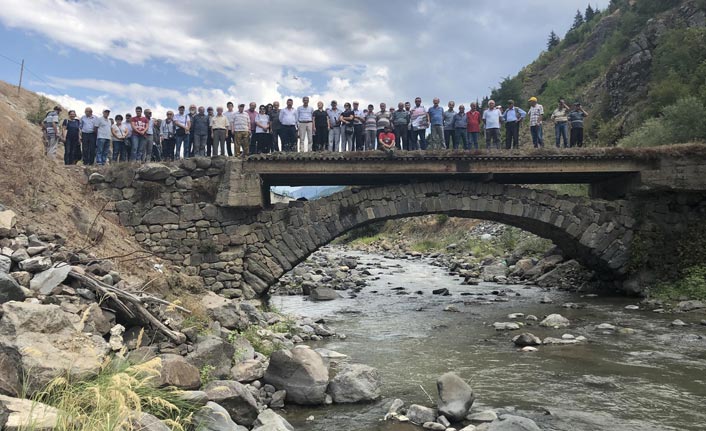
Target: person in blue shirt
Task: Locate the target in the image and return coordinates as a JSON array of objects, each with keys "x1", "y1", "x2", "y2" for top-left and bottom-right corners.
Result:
[
  {"x1": 501, "y1": 99, "x2": 526, "y2": 150},
  {"x1": 427, "y1": 98, "x2": 445, "y2": 149}
]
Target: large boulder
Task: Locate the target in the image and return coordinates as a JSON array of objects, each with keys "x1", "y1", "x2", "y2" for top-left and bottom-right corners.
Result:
[
  {"x1": 309, "y1": 287, "x2": 341, "y2": 301},
  {"x1": 264, "y1": 346, "x2": 329, "y2": 405},
  {"x1": 524, "y1": 255, "x2": 564, "y2": 278},
  {"x1": 487, "y1": 414, "x2": 541, "y2": 431},
  {"x1": 328, "y1": 364, "x2": 382, "y2": 403},
  {"x1": 231, "y1": 359, "x2": 266, "y2": 383},
  {"x1": 201, "y1": 292, "x2": 249, "y2": 330},
  {"x1": 0, "y1": 301, "x2": 110, "y2": 394},
  {"x1": 481, "y1": 262, "x2": 508, "y2": 282},
  {"x1": 186, "y1": 335, "x2": 236, "y2": 380},
  {"x1": 406, "y1": 404, "x2": 438, "y2": 425},
  {"x1": 137, "y1": 163, "x2": 171, "y2": 181},
  {"x1": 157, "y1": 354, "x2": 201, "y2": 389},
  {"x1": 192, "y1": 401, "x2": 247, "y2": 431},
  {"x1": 0, "y1": 346, "x2": 21, "y2": 396},
  {"x1": 252, "y1": 409, "x2": 295, "y2": 431},
  {"x1": 0, "y1": 210, "x2": 16, "y2": 232},
  {"x1": 512, "y1": 333, "x2": 542, "y2": 347},
  {"x1": 0, "y1": 255, "x2": 10, "y2": 274},
  {"x1": 28, "y1": 264, "x2": 72, "y2": 295},
  {"x1": 539, "y1": 314, "x2": 571, "y2": 328},
  {"x1": 0, "y1": 274, "x2": 25, "y2": 305},
  {"x1": 17, "y1": 256, "x2": 51, "y2": 273},
  {"x1": 131, "y1": 412, "x2": 170, "y2": 431},
  {"x1": 510, "y1": 259, "x2": 535, "y2": 278},
  {"x1": 203, "y1": 380, "x2": 259, "y2": 427},
  {"x1": 0, "y1": 394, "x2": 59, "y2": 430},
  {"x1": 436, "y1": 372, "x2": 475, "y2": 422}
]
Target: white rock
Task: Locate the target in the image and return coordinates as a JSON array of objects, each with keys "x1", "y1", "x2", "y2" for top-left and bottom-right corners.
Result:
[
  {"x1": 521, "y1": 346, "x2": 538, "y2": 352},
  {"x1": 671, "y1": 319, "x2": 687, "y2": 327},
  {"x1": 508, "y1": 313, "x2": 524, "y2": 319},
  {"x1": 561, "y1": 334, "x2": 575, "y2": 339},
  {"x1": 596, "y1": 323, "x2": 616, "y2": 331},
  {"x1": 493, "y1": 322, "x2": 520, "y2": 331},
  {"x1": 539, "y1": 314, "x2": 570, "y2": 328},
  {"x1": 109, "y1": 324, "x2": 126, "y2": 351},
  {"x1": 625, "y1": 305, "x2": 639, "y2": 310}
]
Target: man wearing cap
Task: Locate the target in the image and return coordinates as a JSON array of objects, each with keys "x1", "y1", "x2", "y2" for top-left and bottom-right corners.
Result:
[
  {"x1": 279, "y1": 99, "x2": 297, "y2": 152},
  {"x1": 528, "y1": 96, "x2": 544, "y2": 148},
  {"x1": 173, "y1": 105, "x2": 191, "y2": 159},
  {"x1": 42, "y1": 105, "x2": 62, "y2": 160},
  {"x1": 502, "y1": 100, "x2": 526, "y2": 150},
  {"x1": 568, "y1": 102, "x2": 589, "y2": 147},
  {"x1": 296, "y1": 97, "x2": 314, "y2": 152},
  {"x1": 326, "y1": 101, "x2": 342, "y2": 152},
  {"x1": 95, "y1": 109, "x2": 112, "y2": 165},
  {"x1": 144, "y1": 109, "x2": 155, "y2": 162},
  {"x1": 80, "y1": 107, "x2": 98, "y2": 165},
  {"x1": 232, "y1": 103, "x2": 251, "y2": 157}
]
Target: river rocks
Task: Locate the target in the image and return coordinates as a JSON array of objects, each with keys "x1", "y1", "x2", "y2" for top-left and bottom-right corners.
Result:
[
  {"x1": 328, "y1": 363, "x2": 382, "y2": 403},
  {"x1": 309, "y1": 287, "x2": 341, "y2": 301},
  {"x1": 157, "y1": 354, "x2": 201, "y2": 389},
  {"x1": 437, "y1": 372, "x2": 475, "y2": 422},
  {"x1": 28, "y1": 263, "x2": 72, "y2": 295},
  {"x1": 0, "y1": 255, "x2": 10, "y2": 274},
  {"x1": 200, "y1": 292, "x2": 248, "y2": 330},
  {"x1": 482, "y1": 262, "x2": 508, "y2": 282},
  {"x1": 445, "y1": 305, "x2": 461, "y2": 312},
  {"x1": 193, "y1": 401, "x2": 247, "y2": 431},
  {"x1": 137, "y1": 163, "x2": 171, "y2": 181},
  {"x1": 0, "y1": 301, "x2": 109, "y2": 394},
  {"x1": 264, "y1": 346, "x2": 329, "y2": 405},
  {"x1": 0, "y1": 394, "x2": 59, "y2": 430},
  {"x1": 433, "y1": 288, "x2": 450, "y2": 295},
  {"x1": 542, "y1": 336, "x2": 587, "y2": 345},
  {"x1": 536, "y1": 260, "x2": 588, "y2": 289},
  {"x1": 675, "y1": 300, "x2": 705, "y2": 312},
  {"x1": 203, "y1": 380, "x2": 259, "y2": 427},
  {"x1": 231, "y1": 359, "x2": 266, "y2": 383},
  {"x1": 186, "y1": 335, "x2": 236, "y2": 379},
  {"x1": 252, "y1": 409, "x2": 295, "y2": 431},
  {"x1": 539, "y1": 314, "x2": 570, "y2": 328},
  {"x1": 512, "y1": 333, "x2": 541, "y2": 347},
  {"x1": 524, "y1": 255, "x2": 563, "y2": 278},
  {"x1": 487, "y1": 414, "x2": 541, "y2": 431},
  {"x1": 17, "y1": 256, "x2": 52, "y2": 273},
  {"x1": 423, "y1": 422, "x2": 446, "y2": 430},
  {"x1": 671, "y1": 319, "x2": 687, "y2": 327},
  {"x1": 131, "y1": 412, "x2": 170, "y2": 431},
  {"x1": 596, "y1": 323, "x2": 616, "y2": 331},
  {"x1": 407, "y1": 404, "x2": 438, "y2": 425},
  {"x1": 0, "y1": 274, "x2": 25, "y2": 304},
  {"x1": 468, "y1": 410, "x2": 498, "y2": 423},
  {"x1": 493, "y1": 322, "x2": 520, "y2": 331}
]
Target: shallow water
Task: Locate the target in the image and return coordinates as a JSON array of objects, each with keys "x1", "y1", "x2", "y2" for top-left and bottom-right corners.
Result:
[{"x1": 269, "y1": 247, "x2": 706, "y2": 431}]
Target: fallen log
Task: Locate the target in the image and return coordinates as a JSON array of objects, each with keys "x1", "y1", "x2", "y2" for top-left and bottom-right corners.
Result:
[{"x1": 68, "y1": 269, "x2": 188, "y2": 345}]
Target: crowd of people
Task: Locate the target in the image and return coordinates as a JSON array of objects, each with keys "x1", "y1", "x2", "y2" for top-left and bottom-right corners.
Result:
[{"x1": 41, "y1": 96, "x2": 589, "y2": 165}]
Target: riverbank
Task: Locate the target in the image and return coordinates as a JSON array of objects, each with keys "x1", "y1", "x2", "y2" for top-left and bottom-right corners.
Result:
[{"x1": 272, "y1": 246, "x2": 706, "y2": 431}]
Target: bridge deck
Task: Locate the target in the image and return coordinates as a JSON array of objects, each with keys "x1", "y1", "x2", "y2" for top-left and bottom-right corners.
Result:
[{"x1": 247, "y1": 154, "x2": 654, "y2": 186}]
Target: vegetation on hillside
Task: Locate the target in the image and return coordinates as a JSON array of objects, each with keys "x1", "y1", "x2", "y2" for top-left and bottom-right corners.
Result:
[{"x1": 489, "y1": 0, "x2": 706, "y2": 147}]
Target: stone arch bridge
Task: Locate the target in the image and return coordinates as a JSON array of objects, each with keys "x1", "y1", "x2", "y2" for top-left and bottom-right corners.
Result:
[{"x1": 90, "y1": 152, "x2": 706, "y2": 298}]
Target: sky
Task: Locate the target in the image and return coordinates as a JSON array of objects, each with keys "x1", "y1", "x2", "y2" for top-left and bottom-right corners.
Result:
[{"x1": 0, "y1": 0, "x2": 609, "y2": 118}]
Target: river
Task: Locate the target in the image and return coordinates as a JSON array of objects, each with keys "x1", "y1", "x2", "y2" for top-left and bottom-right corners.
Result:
[{"x1": 269, "y1": 247, "x2": 706, "y2": 431}]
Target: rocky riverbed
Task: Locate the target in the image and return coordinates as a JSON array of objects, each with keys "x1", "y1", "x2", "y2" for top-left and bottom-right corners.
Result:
[{"x1": 271, "y1": 246, "x2": 706, "y2": 431}]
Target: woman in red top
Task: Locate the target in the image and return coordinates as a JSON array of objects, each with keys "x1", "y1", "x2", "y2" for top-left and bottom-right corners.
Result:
[{"x1": 466, "y1": 102, "x2": 482, "y2": 150}]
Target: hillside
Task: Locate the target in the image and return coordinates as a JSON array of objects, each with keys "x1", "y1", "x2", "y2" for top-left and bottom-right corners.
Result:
[
  {"x1": 491, "y1": 0, "x2": 706, "y2": 146},
  {"x1": 0, "y1": 80, "x2": 157, "y2": 281}
]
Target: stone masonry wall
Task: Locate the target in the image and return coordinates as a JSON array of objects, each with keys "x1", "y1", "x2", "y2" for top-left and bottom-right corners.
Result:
[{"x1": 89, "y1": 156, "x2": 682, "y2": 298}]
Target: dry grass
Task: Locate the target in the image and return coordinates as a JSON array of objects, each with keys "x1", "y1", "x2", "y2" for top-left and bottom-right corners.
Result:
[
  {"x1": 32, "y1": 357, "x2": 196, "y2": 431},
  {"x1": 0, "y1": 80, "x2": 156, "y2": 282}
]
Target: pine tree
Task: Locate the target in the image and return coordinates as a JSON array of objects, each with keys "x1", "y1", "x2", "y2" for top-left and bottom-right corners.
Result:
[
  {"x1": 547, "y1": 31, "x2": 560, "y2": 51},
  {"x1": 585, "y1": 4, "x2": 596, "y2": 21},
  {"x1": 572, "y1": 9, "x2": 585, "y2": 29}
]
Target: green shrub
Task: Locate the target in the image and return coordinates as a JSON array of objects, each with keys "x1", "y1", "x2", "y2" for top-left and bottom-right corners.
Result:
[
  {"x1": 650, "y1": 265, "x2": 706, "y2": 301},
  {"x1": 26, "y1": 96, "x2": 51, "y2": 125},
  {"x1": 618, "y1": 97, "x2": 706, "y2": 147},
  {"x1": 200, "y1": 364, "x2": 216, "y2": 385}
]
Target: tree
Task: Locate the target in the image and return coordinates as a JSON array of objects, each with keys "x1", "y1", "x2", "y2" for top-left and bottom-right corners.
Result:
[
  {"x1": 547, "y1": 31, "x2": 560, "y2": 50},
  {"x1": 585, "y1": 4, "x2": 596, "y2": 21},
  {"x1": 572, "y1": 9, "x2": 585, "y2": 29}
]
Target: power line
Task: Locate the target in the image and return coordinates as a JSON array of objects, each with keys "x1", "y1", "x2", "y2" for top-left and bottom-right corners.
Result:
[{"x1": 0, "y1": 52, "x2": 66, "y2": 95}]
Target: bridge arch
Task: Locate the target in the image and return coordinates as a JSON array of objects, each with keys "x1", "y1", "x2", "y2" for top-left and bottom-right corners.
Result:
[{"x1": 237, "y1": 180, "x2": 634, "y2": 297}]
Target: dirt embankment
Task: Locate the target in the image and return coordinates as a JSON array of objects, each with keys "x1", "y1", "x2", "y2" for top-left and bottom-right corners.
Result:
[{"x1": 0, "y1": 80, "x2": 156, "y2": 281}]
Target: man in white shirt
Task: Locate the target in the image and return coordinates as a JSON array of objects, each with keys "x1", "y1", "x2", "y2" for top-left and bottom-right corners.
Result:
[
  {"x1": 279, "y1": 99, "x2": 298, "y2": 152},
  {"x1": 482, "y1": 100, "x2": 502, "y2": 150},
  {"x1": 224, "y1": 101, "x2": 237, "y2": 156},
  {"x1": 95, "y1": 109, "x2": 112, "y2": 165},
  {"x1": 296, "y1": 96, "x2": 314, "y2": 152}
]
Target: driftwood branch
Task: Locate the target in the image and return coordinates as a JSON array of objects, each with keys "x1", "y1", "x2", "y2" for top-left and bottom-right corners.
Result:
[{"x1": 68, "y1": 270, "x2": 188, "y2": 344}]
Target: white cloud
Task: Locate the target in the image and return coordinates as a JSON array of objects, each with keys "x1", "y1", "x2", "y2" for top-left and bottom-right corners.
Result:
[{"x1": 5, "y1": 0, "x2": 611, "y2": 116}]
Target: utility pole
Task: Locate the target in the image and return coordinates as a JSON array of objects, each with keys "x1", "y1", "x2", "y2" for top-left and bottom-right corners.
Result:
[{"x1": 17, "y1": 59, "x2": 24, "y2": 97}]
